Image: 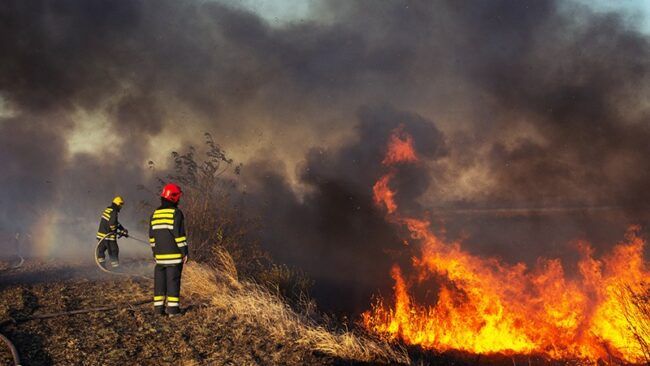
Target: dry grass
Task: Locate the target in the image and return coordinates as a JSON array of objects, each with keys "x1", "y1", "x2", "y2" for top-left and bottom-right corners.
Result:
[
  {"x1": 1, "y1": 259, "x2": 400, "y2": 365},
  {"x1": 183, "y1": 248, "x2": 410, "y2": 364}
]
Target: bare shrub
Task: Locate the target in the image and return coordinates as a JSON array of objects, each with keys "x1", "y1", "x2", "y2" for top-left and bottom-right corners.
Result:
[{"x1": 144, "y1": 133, "x2": 311, "y2": 301}]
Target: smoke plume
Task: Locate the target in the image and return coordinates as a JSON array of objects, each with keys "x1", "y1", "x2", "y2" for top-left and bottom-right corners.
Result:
[{"x1": 1, "y1": 0, "x2": 649, "y2": 312}]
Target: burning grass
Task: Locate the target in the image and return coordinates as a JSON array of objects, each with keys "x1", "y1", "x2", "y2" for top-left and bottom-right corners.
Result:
[
  {"x1": 619, "y1": 283, "x2": 650, "y2": 363},
  {"x1": 364, "y1": 126, "x2": 650, "y2": 364}
]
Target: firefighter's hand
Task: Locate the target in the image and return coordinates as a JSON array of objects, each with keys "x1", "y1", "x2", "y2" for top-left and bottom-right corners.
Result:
[{"x1": 183, "y1": 256, "x2": 188, "y2": 264}]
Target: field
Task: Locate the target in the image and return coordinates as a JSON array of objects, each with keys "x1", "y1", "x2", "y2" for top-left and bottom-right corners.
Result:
[
  {"x1": 0, "y1": 256, "x2": 408, "y2": 366},
  {"x1": 2, "y1": 254, "x2": 645, "y2": 365}
]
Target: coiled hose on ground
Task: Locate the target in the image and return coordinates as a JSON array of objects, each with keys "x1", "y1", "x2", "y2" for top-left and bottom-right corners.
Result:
[{"x1": 1, "y1": 235, "x2": 154, "y2": 366}]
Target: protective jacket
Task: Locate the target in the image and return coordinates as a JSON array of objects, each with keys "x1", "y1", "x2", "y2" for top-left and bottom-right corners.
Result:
[
  {"x1": 149, "y1": 198, "x2": 188, "y2": 314},
  {"x1": 96, "y1": 202, "x2": 126, "y2": 266},
  {"x1": 148, "y1": 200, "x2": 188, "y2": 265},
  {"x1": 97, "y1": 203, "x2": 123, "y2": 242}
]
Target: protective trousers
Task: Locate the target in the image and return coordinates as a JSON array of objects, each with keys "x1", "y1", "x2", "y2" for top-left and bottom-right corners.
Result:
[
  {"x1": 154, "y1": 263, "x2": 183, "y2": 314},
  {"x1": 96, "y1": 240, "x2": 120, "y2": 267}
]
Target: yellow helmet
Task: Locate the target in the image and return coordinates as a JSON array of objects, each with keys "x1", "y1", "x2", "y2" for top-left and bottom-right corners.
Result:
[{"x1": 112, "y1": 196, "x2": 125, "y2": 206}]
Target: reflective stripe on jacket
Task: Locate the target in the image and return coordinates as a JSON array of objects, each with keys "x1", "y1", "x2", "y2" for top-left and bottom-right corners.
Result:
[
  {"x1": 97, "y1": 205, "x2": 119, "y2": 241},
  {"x1": 149, "y1": 204, "x2": 188, "y2": 265}
]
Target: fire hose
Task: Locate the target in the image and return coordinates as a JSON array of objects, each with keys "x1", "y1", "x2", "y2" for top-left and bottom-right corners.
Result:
[
  {"x1": 0, "y1": 236, "x2": 26, "y2": 364},
  {"x1": 10, "y1": 255, "x2": 24, "y2": 270},
  {"x1": 0, "y1": 299, "x2": 153, "y2": 366},
  {"x1": 1, "y1": 234, "x2": 154, "y2": 365},
  {"x1": 12, "y1": 234, "x2": 25, "y2": 270},
  {"x1": 0, "y1": 235, "x2": 25, "y2": 273},
  {"x1": 94, "y1": 232, "x2": 153, "y2": 280}
]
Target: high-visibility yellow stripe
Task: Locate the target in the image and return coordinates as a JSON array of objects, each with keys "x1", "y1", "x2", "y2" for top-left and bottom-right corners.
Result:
[
  {"x1": 155, "y1": 208, "x2": 176, "y2": 214},
  {"x1": 155, "y1": 253, "x2": 182, "y2": 259},
  {"x1": 153, "y1": 212, "x2": 174, "y2": 217},
  {"x1": 174, "y1": 236, "x2": 187, "y2": 243},
  {"x1": 152, "y1": 213, "x2": 174, "y2": 219},
  {"x1": 151, "y1": 219, "x2": 174, "y2": 225},
  {"x1": 102, "y1": 215, "x2": 110, "y2": 220},
  {"x1": 97, "y1": 232, "x2": 107, "y2": 237},
  {"x1": 149, "y1": 237, "x2": 155, "y2": 243},
  {"x1": 167, "y1": 296, "x2": 179, "y2": 301},
  {"x1": 154, "y1": 295, "x2": 165, "y2": 301}
]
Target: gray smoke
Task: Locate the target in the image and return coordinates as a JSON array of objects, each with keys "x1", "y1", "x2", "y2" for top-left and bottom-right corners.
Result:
[{"x1": 1, "y1": 0, "x2": 649, "y2": 312}]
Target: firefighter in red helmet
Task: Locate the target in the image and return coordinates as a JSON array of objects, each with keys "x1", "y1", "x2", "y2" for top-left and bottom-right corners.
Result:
[{"x1": 148, "y1": 183, "x2": 188, "y2": 316}]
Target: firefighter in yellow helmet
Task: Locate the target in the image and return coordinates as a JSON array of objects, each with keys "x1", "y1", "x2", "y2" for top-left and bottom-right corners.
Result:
[{"x1": 96, "y1": 196, "x2": 129, "y2": 267}]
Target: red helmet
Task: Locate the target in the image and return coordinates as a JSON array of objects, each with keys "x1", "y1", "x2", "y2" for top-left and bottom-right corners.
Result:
[{"x1": 161, "y1": 183, "x2": 182, "y2": 203}]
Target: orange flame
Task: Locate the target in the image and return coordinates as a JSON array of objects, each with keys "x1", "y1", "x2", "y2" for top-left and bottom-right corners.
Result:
[
  {"x1": 372, "y1": 125, "x2": 420, "y2": 214},
  {"x1": 364, "y1": 127, "x2": 649, "y2": 363},
  {"x1": 373, "y1": 173, "x2": 397, "y2": 214},
  {"x1": 382, "y1": 124, "x2": 418, "y2": 165}
]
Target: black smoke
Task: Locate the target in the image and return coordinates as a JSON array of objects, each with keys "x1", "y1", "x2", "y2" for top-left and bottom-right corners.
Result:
[
  {"x1": 242, "y1": 105, "x2": 447, "y2": 312},
  {"x1": 1, "y1": 0, "x2": 649, "y2": 312}
]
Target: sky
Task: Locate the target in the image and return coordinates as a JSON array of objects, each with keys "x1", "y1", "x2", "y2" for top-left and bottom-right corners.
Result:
[
  {"x1": 226, "y1": 0, "x2": 650, "y2": 32},
  {"x1": 583, "y1": 0, "x2": 650, "y2": 32},
  {"x1": 218, "y1": 0, "x2": 314, "y2": 24}
]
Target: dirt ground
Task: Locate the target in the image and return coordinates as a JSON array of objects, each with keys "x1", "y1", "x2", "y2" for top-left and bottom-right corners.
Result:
[{"x1": 0, "y1": 259, "x2": 365, "y2": 366}]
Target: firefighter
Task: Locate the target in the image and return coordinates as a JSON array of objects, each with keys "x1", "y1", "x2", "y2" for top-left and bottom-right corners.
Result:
[
  {"x1": 149, "y1": 183, "x2": 188, "y2": 316},
  {"x1": 96, "y1": 196, "x2": 129, "y2": 267}
]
